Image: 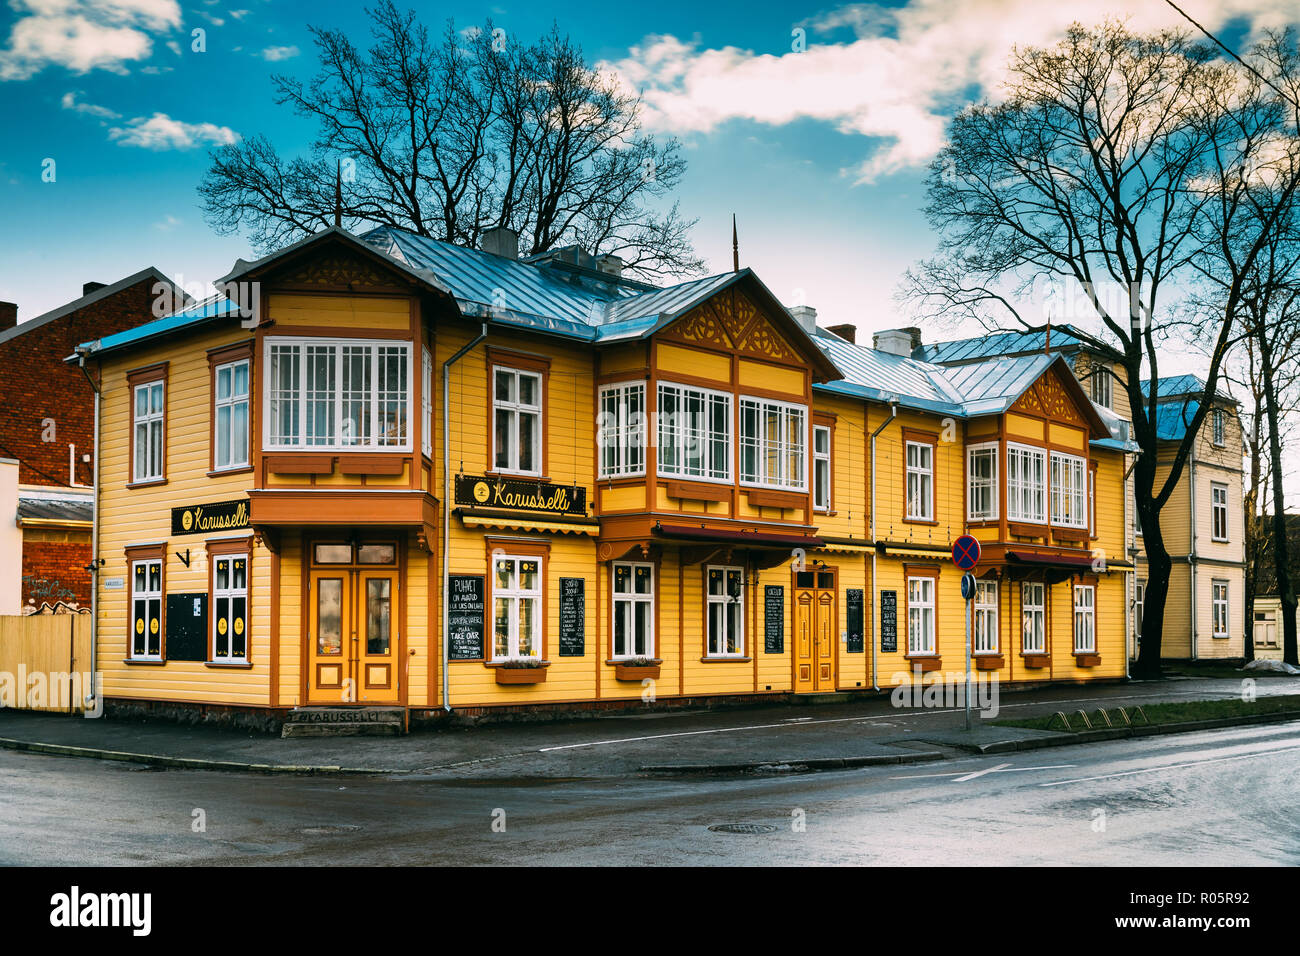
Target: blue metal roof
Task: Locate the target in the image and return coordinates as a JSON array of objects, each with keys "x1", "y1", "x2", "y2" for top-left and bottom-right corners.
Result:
[
  {"x1": 1152, "y1": 398, "x2": 1201, "y2": 441},
  {"x1": 812, "y1": 330, "x2": 965, "y2": 415},
  {"x1": 77, "y1": 295, "x2": 242, "y2": 357},
  {"x1": 918, "y1": 325, "x2": 1091, "y2": 364},
  {"x1": 1141, "y1": 373, "x2": 1208, "y2": 399}
]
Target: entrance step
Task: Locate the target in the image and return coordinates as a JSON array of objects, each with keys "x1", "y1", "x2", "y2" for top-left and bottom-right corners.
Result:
[
  {"x1": 281, "y1": 707, "x2": 405, "y2": 738},
  {"x1": 792, "y1": 693, "x2": 844, "y2": 706}
]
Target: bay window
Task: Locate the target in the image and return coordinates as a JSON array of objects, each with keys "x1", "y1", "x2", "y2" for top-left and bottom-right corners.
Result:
[
  {"x1": 1050, "y1": 452, "x2": 1087, "y2": 528},
  {"x1": 493, "y1": 366, "x2": 543, "y2": 475},
  {"x1": 967, "y1": 443, "x2": 998, "y2": 521},
  {"x1": 1073, "y1": 585, "x2": 1096, "y2": 653},
  {"x1": 599, "y1": 382, "x2": 647, "y2": 479},
  {"x1": 659, "y1": 382, "x2": 731, "y2": 482},
  {"x1": 907, "y1": 575, "x2": 936, "y2": 655},
  {"x1": 905, "y1": 440, "x2": 934, "y2": 521},
  {"x1": 706, "y1": 566, "x2": 745, "y2": 657},
  {"x1": 612, "y1": 562, "x2": 654, "y2": 659},
  {"x1": 492, "y1": 554, "x2": 542, "y2": 660},
  {"x1": 973, "y1": 580, "x2": 998, "y2": 654},
  {"x1": 1008, "y1": 443, "x2": 1046, "y2": 523},
  {"x1": 1022, "y1": 582, "x2": 1045, "y2": 653},
  {"x1": 740, "y1": 397, "x2": 806, "y2": 490}
]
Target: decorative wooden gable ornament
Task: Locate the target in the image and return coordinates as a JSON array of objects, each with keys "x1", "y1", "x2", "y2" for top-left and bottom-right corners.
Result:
[
  {"x1": 659, "y1": 287, "x2": 801, "y2": 365},
  {"x1": 1011, "y1": 365, "x2": 1085, "y2": 425}
]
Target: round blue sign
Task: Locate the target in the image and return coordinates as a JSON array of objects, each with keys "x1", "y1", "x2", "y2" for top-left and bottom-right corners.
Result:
[
  {"x1": 961, "y1": 572, "x2": 977, "y2": 601},
  {"x1": 952, "y1": 534, "x2": 981, "y2": 570}
]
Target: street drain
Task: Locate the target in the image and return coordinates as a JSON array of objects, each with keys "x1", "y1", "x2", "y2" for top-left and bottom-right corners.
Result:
[
  {"x1": 298, "y1": 824, "x2": 362, "y2": 835},
  {"x1": 708, "y1": 823, "x2": 777, "y2": 835}
]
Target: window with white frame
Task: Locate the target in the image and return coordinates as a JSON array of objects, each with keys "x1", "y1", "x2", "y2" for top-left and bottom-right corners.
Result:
[
  {"x1": 611, "y1": 562, "x2": 654, "y2": 659},
  {"x1": 1089, "y1": 368, "x2": 1113, "y2": 409},
  {"x1": 493, "y1": 366, "x2": 542, "y2": 475},
  {"x1": 967, "y1": 443, "x2": 998, "y2": 521},
  {"x1": 212, "y1": 553, "x2": 248, "y2": 662},
  {"x1": 1007, "y1": 444, "x2": 1046, "y2": 523},
  {"x1": 973, "y1": 580, "x2": 998, "y2": 654},
  {"x1": 421, "y1": 347, "x2": 432, "y2": 458},
  {"x1": 1022, "y1": 582, "x2": 1045, "y2": 653},
  {"x1": 1135, "y1": 580, "x2": 1145, "y2": 638},
  {"x1": 492, "y1": 555, "x2": 542, "y2": 660},
  {"x1": 1213, "y1": 581, "x2": 1229, "y2": 638},
  {"x1": 130, "y1": 559, "x2": 163, "y2": 660},
  {"x1": 659, "y1": 382, "x2": 731, "y2": 482},
  {"x1": 1088, "y1": 468, "x2": 1096, "y2": 536},
  {"x1": 1211, "y1": 483, "x2": 1229, "y2": 542},
  {"x1": 907, "y1": 576, "x2": 936, "y2": 655},
  {"x1": 1051, "y1": 452, "x2": 1087, "y2": 528},
  {"x1": 1073, "y1": 584, "x2": 1096, "y2": 653},
  {"x1": 1212, "y1": 407, "x2": 1225, "y2": 446},
  {"x1": 266, "y1": 339, "x2": 411, "y2": 451},
  {"x1": 813, "y1": 424, "x2": 832, "y2": 511},
  {"x1": 1134, "y1": 488, "x2": 1143, "y2": 536},
  {"x1": 706, "y1": 566, "x2": 745, "y2": 657},
  {"x1": 213, "y1": 359, "x2": 249, "y2": 471},
  {"x1": 739, "y1": 396, "x2": 806, "y2": 490},
  {"x1": 599, "y1": 382, "x2": 646, "y2": 479},
  {"x1": 133, "y1": 380, "x2": 165, "y2": 482},
  {"x1": 905, "y1": 440, "x2": 934, "y2": 521}
]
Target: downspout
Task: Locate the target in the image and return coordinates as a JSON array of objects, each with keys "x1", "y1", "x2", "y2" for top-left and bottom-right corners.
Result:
[
  {"x1": 1189, "y1": 442, "x2": 1198, "y2": 660},
  {"x1": 869, "y1": 397, "x2": 899, "y2": 692},
  {"x1": 1124, "y1": 448, "x2": 1143, "y2": 678},
  {"x1": 77, "y1": 349, "x2": 100, "y2": 714},
  {"x1": 442, "y1": 320, "x2": 488, "y2": 712}
]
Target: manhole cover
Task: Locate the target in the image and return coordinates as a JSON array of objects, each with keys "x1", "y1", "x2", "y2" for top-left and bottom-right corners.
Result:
[
  {"x1": 708, "y1": 823, "x2": 777, "y2": 835},
  {"x1": 298, "y1": 824, "x2": 362, "y2": 835}
]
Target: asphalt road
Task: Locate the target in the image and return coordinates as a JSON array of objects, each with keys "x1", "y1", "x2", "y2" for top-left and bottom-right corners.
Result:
[{"x1": 3, "y1": 719, "x2": 1297, "y2": 865}]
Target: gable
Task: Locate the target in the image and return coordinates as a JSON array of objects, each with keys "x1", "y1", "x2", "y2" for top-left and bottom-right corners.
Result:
[
  {"x1": 264, "y1": 242, "x2": 421, "y2": 294},
  {"x1": 1008, "y1": 361, "x2": 1110, "y2": 439},
  {"x1": 657, "y1": 286, "x2": 803, "y2": 367}
]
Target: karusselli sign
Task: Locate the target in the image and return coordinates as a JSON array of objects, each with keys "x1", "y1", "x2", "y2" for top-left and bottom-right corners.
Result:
[
  {"x1": 170, "y1": 499, "x2": 250, "y2": 536},
  {"x1": 455, "y1": 474, "x2": 586, "y2": 515}
]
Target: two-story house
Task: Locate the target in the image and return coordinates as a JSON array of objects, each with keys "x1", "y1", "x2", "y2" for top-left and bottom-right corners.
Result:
[{"x1": 74, "y1": 227, "x2": 1135, "y2": 728}]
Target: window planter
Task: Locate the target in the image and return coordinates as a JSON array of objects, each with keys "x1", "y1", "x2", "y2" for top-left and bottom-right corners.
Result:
[
  {"x1": 974, "y1": 655, "x2": 1004, "y2": 671},
  {"x1": 494, "y1": 663, "x2": 549, "y2": 685},
  {"x1": 905, "y1": 656, "x2": 943, "y2": 672},
  {"x1": 613, "y1": 660, "x2": 661, "y2": 681},
  {"x1": 1074, "y1": 653, "x2": 1101, "y2": 668},
  {"x1": 1022, "y1": 654, "x2": 1050, "y2": 669}
]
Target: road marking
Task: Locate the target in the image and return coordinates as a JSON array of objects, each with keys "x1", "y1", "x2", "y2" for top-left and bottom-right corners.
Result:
[
  {"x1": 1039, "y1": 744, "x2": 1300, "y2": 787},
  {"x1": 890, "y1": 763, "x2": 1075, "y2": 781},
  {"x1": 954, "y1": 763, "x2": 1012, "y2": 781}
]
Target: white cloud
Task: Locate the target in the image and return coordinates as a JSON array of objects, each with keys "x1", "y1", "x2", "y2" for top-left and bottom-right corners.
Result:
[
  {"x1": 229, "y1": 9, "x2": 250, "y2": 20},
  {"x1": 260, "y1": 44, "x2": 298, "y2": 62},
  {"x1": 108, "y1": 112, "x2": 240, "y2": 149},
  {"x1": 0, "y1": 0, "x2": 181, "y2": 80},
  {"x1": 153, "y1": 214, "x2": 182, "y2": 231},
  {"x1": 61, "y1": 89, "x2": 120, "y2": 120},
  {"x1": 603, "y1": 0, "x2": 1300, "y2": 184}
]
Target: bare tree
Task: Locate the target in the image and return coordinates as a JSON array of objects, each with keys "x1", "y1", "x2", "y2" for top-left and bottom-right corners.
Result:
[
  {"x1": 899, "y1": 22, "x2": 1300, "y2": 677},
  {"x1": 199, "y1": 3, "x2": 703, "y2": 279}
]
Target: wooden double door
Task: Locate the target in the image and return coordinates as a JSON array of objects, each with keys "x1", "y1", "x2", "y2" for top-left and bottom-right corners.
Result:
[
  {"x1": 794, "y1": 570, "x2": 837, "y2": 693},
  {"x1": 306, "y1": 541, "x2": 401, "y2": 704}
]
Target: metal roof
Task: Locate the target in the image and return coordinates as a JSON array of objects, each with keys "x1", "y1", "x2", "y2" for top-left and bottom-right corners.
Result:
[
  {"x1": 918, "y1": 325, "x2": 1091, "y2": 364},
  {"x1": 812, "y1": 330, "x2": 965, "y2": 415},
  {"x1": 1152, "y1": 397, "x2": 1201, "y2": 442},
  {"x1": 77, "y1": 295, "x2": 243, "y2": 359},
  {"x1": 1141, "y1": 373, "x2": 1210, "y2": 399},
  {"x1": 940, "y1": 353, "x2": 1058, "y2": 416},
  {"x1": 18, "y1": 493, "x2": 93, "y2": 524}
]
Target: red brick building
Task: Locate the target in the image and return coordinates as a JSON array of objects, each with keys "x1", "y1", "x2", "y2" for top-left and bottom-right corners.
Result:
[{"x1": 0, "y1": 270, "x2": 186, "y2": 613}]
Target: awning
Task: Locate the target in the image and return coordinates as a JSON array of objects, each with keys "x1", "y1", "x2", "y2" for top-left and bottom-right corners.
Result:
[
  {"x1": 816, "y1": 538, "x2": 874, "y2": 554},
  {"x1": 654, "y1": 523, "x2": 823, "y2": 549},
  {"x1": 1006, "y1": 551, "x2": 1131, "y2": 571},
  {"x1": 458, "y1": 509, "x2": 599, "y2": 536}
]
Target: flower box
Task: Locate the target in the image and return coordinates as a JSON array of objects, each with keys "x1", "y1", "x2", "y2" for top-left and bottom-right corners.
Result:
[
  {"x1": 1074, "y1": 653, "x2": 1101, "y2": 668},
  {"x1": 495, "y1": 664, "x2": 549, "y2": 685},
  {"x1": 974, "y1": 655, "x2": 1004, "y2": 671},
  {"x1": 614, "y1": 661, "x2": 661, "y2": 681},
  {"x1": 905, "y1": 656, "x2": 943, "y2": 673},
  {"x1": 1022, "y1": 654, "x2": 1050, "y2": 669}
]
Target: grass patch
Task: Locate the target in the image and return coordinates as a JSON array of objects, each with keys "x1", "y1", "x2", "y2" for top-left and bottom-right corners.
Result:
[
  {"x1": 1161, "y1": 663, "x2": 1296, "y2": 680},
  {"x1": 997, "y1": 694, "x2": 1300, "y2": 732}
]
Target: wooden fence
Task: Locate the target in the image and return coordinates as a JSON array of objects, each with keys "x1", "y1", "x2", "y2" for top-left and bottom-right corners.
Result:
[{"x1": 0, "y1": 614, "x2": 93, "y2": 713}]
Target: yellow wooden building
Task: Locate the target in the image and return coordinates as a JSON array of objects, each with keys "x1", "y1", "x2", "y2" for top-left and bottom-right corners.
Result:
[{"x1": 74, "y1": 226, "x2": 1135, "y2": 728}]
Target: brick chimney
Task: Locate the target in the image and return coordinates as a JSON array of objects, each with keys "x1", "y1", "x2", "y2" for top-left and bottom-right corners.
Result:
[
  {"x1": 0, "y1": 302, "x2": 15, "y2": 331},
  {"x1": 826, "y1": 323, "x2": 857, "y2": 344},
  {"x1": 481, "y1": 227, "x2": 519, "y2": 259},
  {"x1": 82, "y1": 281, "x2": 107, "y2": 296}
]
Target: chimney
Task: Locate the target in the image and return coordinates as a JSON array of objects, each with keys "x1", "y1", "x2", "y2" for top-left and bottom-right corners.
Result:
[
  {"x1": 787, "y1": 305, "x2": 817, "y2": 333},
  {"x1": 82, "y1": 281, "x2": 107, "y2": 296},
  {"x1": 480, "y1": 227, "x2": 519, "y2": 260},
  {"x1": 0, "y1": 302, "x2": 15, "y2": 331},
  {"x1": 596, "y1": 254, "x2": 624, "y2": 279},
  {"x1": 826, "y1": 323, "x2": 857, "y2": 344},
  {"x1": 873, "y1": 327, "x2": 921, "y2": 357}
]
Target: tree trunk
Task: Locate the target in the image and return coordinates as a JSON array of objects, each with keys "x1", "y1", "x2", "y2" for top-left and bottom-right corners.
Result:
[
  {"x1": 1259, "y1": 330, "x2": 1299, "y2": 666},
  {"x1": 1242, "y1": 408, "x2": 1261, "y2": 663},
  {"x1": 1133, "y1": 479, "x2": 1171, "y2": 679}
]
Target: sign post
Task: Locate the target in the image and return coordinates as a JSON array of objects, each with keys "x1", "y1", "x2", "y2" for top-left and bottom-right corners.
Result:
[{"x1": 952, "y1": 535, "x2": 982, "y2": 732}]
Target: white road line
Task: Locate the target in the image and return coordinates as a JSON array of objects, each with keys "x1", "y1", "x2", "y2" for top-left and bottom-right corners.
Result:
[
  {"x1": 890, "y1": 763, "x2": 1076, "y2": 781},
  {"x1": 1039, "y1": 744, "x2": 1300, "y2": 787},
  {"x1": 954, "y1": 763, "x2": 1012, "y2": 781}
]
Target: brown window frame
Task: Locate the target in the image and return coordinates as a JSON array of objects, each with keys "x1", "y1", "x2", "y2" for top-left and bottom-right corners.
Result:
[
  {"x1": 207, "y1": 341, "x2": 254, "y2": 477},
  {"x1": 127, "y1": 362, "x2": 168, "y2": 488},
  {"x1": 901, "y1": 428, "x2": 939, "y2": 526},
  {"x1": 124, "y1": 543, "x2": 166, "y2": 663},
  {"x1": 206, "y1": 536, "x2": 254, "y2": 667},
  {"x1": 812, "y1": 412, "x2": 836, "y2": 514},
  {"x1": 483, "y1": 536, "x2": 551, "y2": 663},
  {"x1": 486, "y1": 347, "x2": 550, "y2": 480},
  {"x1": 903, "y1": 562, "x2": 941, "y2": 660}
]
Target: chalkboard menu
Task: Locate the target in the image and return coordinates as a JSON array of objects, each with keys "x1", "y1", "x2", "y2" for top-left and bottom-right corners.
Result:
[
  {"x1": 846, "y1": 589, "x2": 864, "y2": 653},
  {"x1": 764, "y1": 585, "x2": 784, "y2": 653},
  {"x1": 448, "y1": 575, "x2": 485, "y2": 660},
  {"x1": 558, "y1": 577, "x2": 585, "y2": 657},
  {"x1": 880, "y1": 590, "x2": 898, "y2": 654},
  {"x1": 165, "y1": 592, "x2": 208, "y2": 662}
]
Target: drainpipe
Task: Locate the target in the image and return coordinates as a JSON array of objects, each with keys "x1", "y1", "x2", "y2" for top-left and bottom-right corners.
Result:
[
  {"x1": 442, "y1": 321, "x2": 488, "y2": 712},
  {"x1": 1189, "y1": 445, "x2": 1198, "y2": 660},
  {"x1": 1123, "y1": 448, "x2": 1143, "y2": 677},
  {"x1": 869, "y1": 397, "x2": 899, "y2": 692},
  {"x1": 77, "y1": 349, "x2": 100, "y2": 714}
]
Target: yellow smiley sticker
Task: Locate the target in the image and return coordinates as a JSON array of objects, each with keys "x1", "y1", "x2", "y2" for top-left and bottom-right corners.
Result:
[
  {"x1": 473, "y1": 481, "x2": 490, "y2": 503},
  {"x1": 218, "y1": 618, "x2": 227, "y2": 635},
  {"x1": 234, "y1": 618, "x2": 244, "y2": 635}
]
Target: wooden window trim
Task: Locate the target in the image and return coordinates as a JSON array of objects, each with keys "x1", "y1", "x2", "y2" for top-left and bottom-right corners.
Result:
[
  {"x1": 487, "y1": 348, "x2": 550, "y2": 479},
  {"x1": 483, "y1": 536, "x2": 550, "y2": 662},
  {"x1": 903, "y1": 563, "x2": 940, "y2": 660},
  {"x1": 610, "y1": 559, "x2": 656, "y2": 660},
  {"x1": 703, "y1": 564, "x2": 747, "y2": 659},
  {"x1": 813, "y1": 418, "x2": 834, "y2": 514},
  {"x1": 1210, "y1": 482, "x2": 1230, "y2": 543},
  {"x1": 124, "y1": 543, "x2": 166, "y2": 663},
  {"x1": 207, "y1": 535, "x2": 253, "y2": 665},
  {"x1": 126, "y1": 362, "x2": 168, "y2": 488},
  {"x1": 208, "y1": 341, "x2": 254, "y2": 475},
  {"x1": 901, "y1": 429, "x2": 938, "y2": 525}
]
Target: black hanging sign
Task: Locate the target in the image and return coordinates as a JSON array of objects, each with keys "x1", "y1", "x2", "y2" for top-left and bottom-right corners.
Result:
[
  {"x1": 455, "y1": 474, "x2": 586, "y2": 515},
  {"x1": 448, "y1": 575, "x2": 486, "y2": 660},
  {"x1": 846, "y1": 589, "x2": 864, "y2": 653},
  {"x1": 764, "y1": 585, "x2": 785, "y2": 654},
  {"x1": 880, "y1": 589, "x2": 898, "y2": 654},
  {"x1": 558, "y1": 577, "x2": 585, "y2": 657},
  {"x1": 171, "y1": 499, "x2": 249, "y2": 536}
]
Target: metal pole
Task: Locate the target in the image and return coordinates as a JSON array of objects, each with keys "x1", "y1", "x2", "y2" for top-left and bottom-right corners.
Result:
[{"x1": 964, "y1": 593, "x2": 972, "y2": 731}]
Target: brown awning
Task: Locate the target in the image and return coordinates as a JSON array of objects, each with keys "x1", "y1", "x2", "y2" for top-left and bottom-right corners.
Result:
[
  {"x1": 654, "y1": 523, "x2": 823, "y2": 549},
  {"x1": 1006, "y1": 551, "x2": 1132, "y2": 571}
]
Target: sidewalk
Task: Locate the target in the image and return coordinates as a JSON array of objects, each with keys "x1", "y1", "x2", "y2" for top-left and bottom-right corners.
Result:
[{"x1": 1, "y1": 674, "x2": 1296, "y2": 777}]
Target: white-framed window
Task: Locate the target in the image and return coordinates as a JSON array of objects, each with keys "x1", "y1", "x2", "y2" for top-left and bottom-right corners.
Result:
[
  {"x1": 130, "y1": 558, "x2": 163, "y2": 660},
  {"x1": 1212, "y1": 407, "x2": 1225, "y2": 446},
  {"x1": 421, "y1": 347, "x2": 432, "y2": 458},
  {"x1": 1088, "y1": 468, "x2": 1096, "y2": 537},
  {"x1": 611, "y1": 562, "x2": 654, "y2": 659},
  {"x1": 706, "y1": 566, "x2": 745, "y2": 657},
  {"x1": 598, "y1": 382, "x2": 647, "y2": 479},
  {"x1": 1022, "y1": 582, "x2": 1045, "y2": 653},
  {"x1": 658, "y1": 382, "x2": 731, "y2": 482},
  {"x1": 1212, "y1": 580, "x2": 1229, "y2": 638},
  {"x1": 1134, "y1": 488, "x2": 1143, "y2": 536},
  {"x1": 213, "y1": 359, "x2": 249, "y2": 471},
  {"x1": 1135, "y1": 579, "x2": 1145, "y2": 638},
  {"x1": 739, "y1": 396, "x2": 807, "y2": 490},
  {"x1": 973, "y1": 579, "x2": 998, "y2": 654},
  {"x1": 1211, "y1": 482, "x2": 1229, "y2": 542},
  {"x1": 1050, "y1": 452, "x2": 1088, "y2": 528},
  {"x1": 491, "y1": 554, "x2": 542, "y2": 660},
  {"x1": 212, "y1": 553, "x2": 248, "y2": 662},
  {"x1": 813, "y1": 424, "x2": 832, "y2": 511},
  {"x1": 132, "y1": 380, "x2": 165, "y2": 482},
  {"x1": 907, "y1": 576, "x2": 936, "y2": 655},
  {"x1": 1007, "y1": 443, "x2": 1046, "y2": 523},
  {"x1": 967, "y1": 442, "x2": 998, "y2": 521},
  {"x1": 265, "y1": 338, "x2": 412, "y2": 451},
  {"x1": 906, "y1": 440, "x2": 934, "y2": 521},
  {"x1": 493, "y1": 366, "x2": 542, "y2": 475},
  {"x1": 1073, "y1": 584, "x2": 1096, "y2": 653},
  {"x1": 1089, "y1": 368, "x2": 1112, "y2": 409}
]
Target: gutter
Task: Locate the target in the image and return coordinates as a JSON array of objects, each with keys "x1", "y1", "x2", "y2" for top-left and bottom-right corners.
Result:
[
  {"x1": 442, "y1": 321, "x2": 488, "y2": 712},
  {"x1": 76, "y1": 349, "x2": 100, "y2": 715},
  {"x1": 868, "y1": 397, "x2": 899, "y2": 692},
  {"x1": 1189, "y1": 444, "x2": 1198, "y2": 660}
]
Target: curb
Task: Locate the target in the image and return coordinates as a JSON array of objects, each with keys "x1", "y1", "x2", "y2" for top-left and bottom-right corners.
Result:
[
  {"x1": 967, "y1": 709, "x2": 1300, "y2": 754},
  {"x1": 639, "y1": 750, "x2": 946, "y2": 774},
  {"x1": 0, "y1": 737, "x2": 399, "y2": 775}
]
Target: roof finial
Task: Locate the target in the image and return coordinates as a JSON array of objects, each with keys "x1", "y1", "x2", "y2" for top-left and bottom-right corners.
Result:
[
  {"x1": 732, "y1": 214, "x2": 739, "y2": 273},
  {"x1": 334, "y1": 159, "x2": 343, "y2": 228}
]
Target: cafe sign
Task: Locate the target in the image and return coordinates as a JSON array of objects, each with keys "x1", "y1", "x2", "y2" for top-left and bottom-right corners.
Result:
[
  {"x1": 171, "y1": 499, "x2": 250, "y2": 536},
  {"x1": 455, "y1": 474, "x2": 586, "y2": 516}
]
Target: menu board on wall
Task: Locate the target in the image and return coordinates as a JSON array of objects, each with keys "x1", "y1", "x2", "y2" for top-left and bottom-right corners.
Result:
[
  {"x1": 558, "y1": 577, "x2": 585, "y2": 657},
  {"x1": 764, "y1": 585, "x2": 785, "y2": 653},
  {"x1": 448, "y1": 575, "x2": 485, "y2": 660},
  {"x1": 846, "y1": 589, "x2": 864, "y2": 653},
  {"x1": 880, "y1": 590, "x2": 898, "y2": 654}
]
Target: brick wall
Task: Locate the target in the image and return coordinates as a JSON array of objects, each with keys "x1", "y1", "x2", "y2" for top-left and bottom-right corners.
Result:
[{"x1": 21, "y1": 533, "x2": 93, "y2": 610}]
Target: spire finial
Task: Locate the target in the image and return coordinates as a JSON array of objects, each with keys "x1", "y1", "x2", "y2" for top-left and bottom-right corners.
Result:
[{"x1": 732, "y1": 214, "x2": 739, "y2": 273}]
